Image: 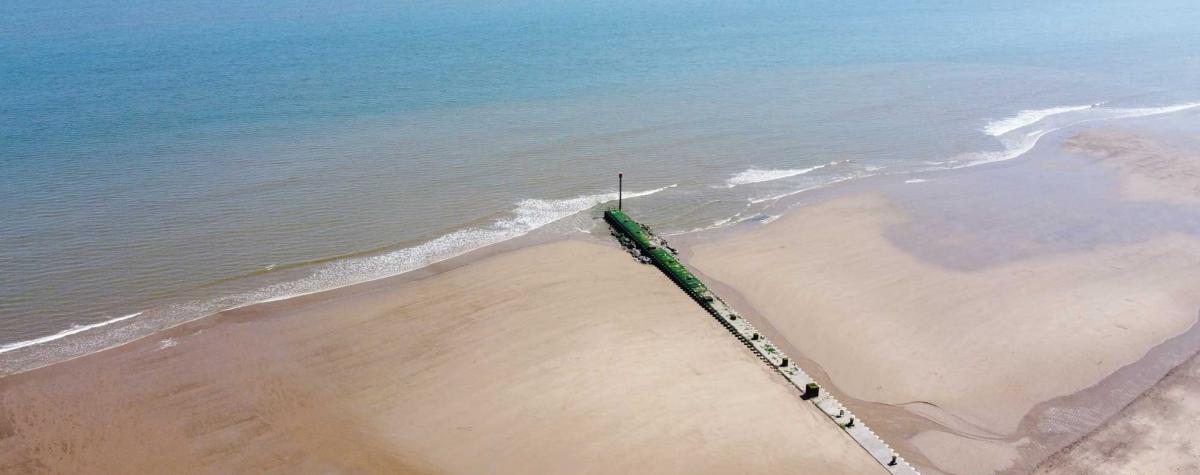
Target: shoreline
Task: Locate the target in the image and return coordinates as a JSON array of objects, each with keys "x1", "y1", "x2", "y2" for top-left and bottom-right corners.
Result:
[
  {"x1": 4, "y1": 106, "x2": 1200, "y2": 473},
  {"x1": 7, "y1": 100, "x2": 1200, "y2": 378},
  {"x1": 8, "y1": 100, "x2": 1200, "y2": 376}
]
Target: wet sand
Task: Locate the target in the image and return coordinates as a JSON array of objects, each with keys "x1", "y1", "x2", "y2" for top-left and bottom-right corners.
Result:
[
  {"x1": 1064, "y1": 128, "x2": 1200, "y2": 205},
  {"x1": 685, "y1": 122, "x2": 1200, "y2": 473},
  {"x1": 0, "y1": 240, "x2": 884, "y2": 474}
]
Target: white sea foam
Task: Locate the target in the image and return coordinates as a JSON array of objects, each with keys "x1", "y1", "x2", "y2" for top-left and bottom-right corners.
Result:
[
  {"x1": 982, "y1": 104, "x2": 1095, "y2": 136},
  {"x1": 1106, "y1": 102, "x2": 1200, "y2": 120},
  {"x1": 959, "y1": 101, "x2": 1200, "y2": 169},
  {"x1": 711, "y1": 216, "x2": 736, "y2": 227},
  {"x1": 748, "y1": 191, "x2": 793, "y2": 205},
  {"x1": 725, "y1": 161, "x2": 841, "y2": 188},
  {"x1": 951, "y1": 128, "x2": 1055, "y2": 168},
  {"x1": 0, "y1": 312, "x2": 143, "y2": 354},
  {"x1": 747, "y1": 175, "x2": 857, "y2": 204},
  {"x1": 905, "y1": 178, "x2": 927, "y2": 184},
  {"x1": 730, "y1": 213, "x2": 783, "y2": 226}
]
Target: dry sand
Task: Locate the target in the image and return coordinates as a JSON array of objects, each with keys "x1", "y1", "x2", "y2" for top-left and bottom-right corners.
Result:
[
  {"x1": 686, "y1": 126, "x2": 1200, "y2": 474},
  {"x1": 1034, "y1": 347, "x2": 1200, "y2": 474},
  {"x1": 0, "y1": 239, "x2": 884, "y2": 474}
]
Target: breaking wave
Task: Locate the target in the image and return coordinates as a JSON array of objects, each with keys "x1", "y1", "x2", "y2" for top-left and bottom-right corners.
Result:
[
  {"x1": 1106, "y1": 102, "x2": 1200, "y2": 120},
  {"x1": 725, "y1": 161, "x2": 841, "y2": 188},
  {"x1": 959, "y1": 101, "x2": 1200, "y2": 168},
  {"x1": 0, "y1": 312, "x2": 143, "y2": 354},
  {"x1": 982, "y1": 104, "x2": 1096, "y2": 137}
]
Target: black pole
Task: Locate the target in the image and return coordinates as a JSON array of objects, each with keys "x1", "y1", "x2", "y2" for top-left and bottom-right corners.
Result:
[{"x1": 618, "y1": 173, "x2": 623, "y2": 210}]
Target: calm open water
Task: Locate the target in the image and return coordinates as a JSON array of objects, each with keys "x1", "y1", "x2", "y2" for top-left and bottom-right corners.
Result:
[{"x1": 3, "y1": 0, "x2": 1200, "y2": 372}]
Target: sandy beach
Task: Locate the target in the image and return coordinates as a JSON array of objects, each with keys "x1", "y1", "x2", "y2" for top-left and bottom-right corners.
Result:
[
  {"x1": 684, "y1": 121, "x2": 1200, "y2": 473},
  {"x1": 0, "y1": 239, "x2": 882, "y2": 474},
  {"x1": 5, "y1": 118, "x2": 1200, "y2": 475},
  {"x1": 10, "y1": 1, "x2": 1200, "y2": 473}
]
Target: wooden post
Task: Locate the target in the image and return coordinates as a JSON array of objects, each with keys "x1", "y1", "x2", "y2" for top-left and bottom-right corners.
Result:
[{"x1": 618, "y1": 173, "x2": 623, "y2": 210}]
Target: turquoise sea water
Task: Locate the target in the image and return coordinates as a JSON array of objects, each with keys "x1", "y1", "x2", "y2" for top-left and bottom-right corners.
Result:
[{"x1": 3, "y1": 0, "x2": 1200, "y2": 371}]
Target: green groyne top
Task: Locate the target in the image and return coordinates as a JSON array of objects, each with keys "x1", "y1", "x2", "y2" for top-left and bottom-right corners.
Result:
[
  {"x1": 604, "y1": 209, "x2": 654, "y2": 249},
  {"x1": 604, "y1": 209, "x2": 710, "y2": 301}
]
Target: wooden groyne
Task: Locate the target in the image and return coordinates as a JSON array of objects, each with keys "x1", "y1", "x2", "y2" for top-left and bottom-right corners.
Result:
[{"x1": 605, "y1": 208, "x2": 919, "y2": 475}]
